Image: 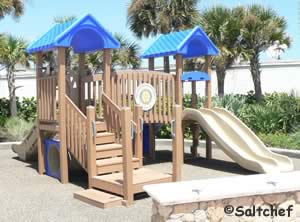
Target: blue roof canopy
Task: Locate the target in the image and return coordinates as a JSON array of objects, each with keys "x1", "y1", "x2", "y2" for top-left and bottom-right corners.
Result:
[
  {"x1": 141, "y1": 26, "x2": 219, "y2": 59},
  {"x1": 27, "y1": 14, "x2": 120, "y2": 54},
  {"x1": 181, "y1": 71, "x2": 211, "y2": 82}
]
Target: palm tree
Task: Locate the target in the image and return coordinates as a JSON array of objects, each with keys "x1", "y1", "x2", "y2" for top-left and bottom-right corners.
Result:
[
  {"x1": 0, "y1": 35, "x2": 29, "y2": 116},
  {"x1": 0, "y1": 0, "x2": 24, "y2": 19},
  {"x1": 199, "y1": 6, "x2": 245, "y2": 97},
  {"x1": 241, "y1": 5, "x2": 291, "y2": 102},
  {"x1": 127, "y1": 0, "x2": 200, "y2": 72},
  {"x1": 86, "y1": 33, "x2": 141, "y2": 74}
]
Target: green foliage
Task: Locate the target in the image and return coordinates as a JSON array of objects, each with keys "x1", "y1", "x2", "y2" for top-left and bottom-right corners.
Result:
[
  {"x1": 18, "y1": 97, "x2": 37, "y2": 122},
  {"x1": 259, "y1": 131, "x2": 300, "y2": 150},
  {"x1": 0, "y1": 97, "x2": 37, "y2": 124},
  {"x1": 0, "y1": 97, "x2": 10, "y2": 117},
  {"x1": 239, "y1": 93, "x2": 300, "y2": 134},
  {"x1": 213, "y1": 94, "x2": 247, "y2": 116},
  {"x1": 157, "y1": 92, "x2": 300, "y2": 148},
  {"x1": 0, "y1": 0, "x2": 24, "y2": 19},
  {"x1": 0, "y1": 117, "x2": 33, "y2": 141}
]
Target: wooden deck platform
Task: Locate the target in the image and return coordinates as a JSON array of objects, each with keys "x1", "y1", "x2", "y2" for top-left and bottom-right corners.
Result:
[{"x1": 91, "y1": 168, "x2": 172, "y2": 196}]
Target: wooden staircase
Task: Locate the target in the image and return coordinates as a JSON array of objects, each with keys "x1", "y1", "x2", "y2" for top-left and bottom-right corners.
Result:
[
  {"x1": 93, "y1": 121, "x2": 140, "y2": 175},
  {"x1": 73, "y1": 94, "x2": 172, "y2": 208}
]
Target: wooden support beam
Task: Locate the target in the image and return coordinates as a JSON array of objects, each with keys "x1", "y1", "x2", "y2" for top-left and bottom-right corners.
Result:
[
  {"x1": 57, "y1": 47, "x2": 68, "y2": 183},
  {"x1": 87, "y1": 106, "x2": 96, "y2": 188},
  {"x1": 36, "y1": 52, "x2": 45, "y2": 174},
  {"x1": 121, "y1": 107, "x2": 134, "y2": 206},
  {"x1": 205, "y1": 56, "x2": 212, "y2": 160},
  {"x1": 148, "y1": 58, "x2": 155, "y2": 71},
  {"x1": 79, "y1": 53, "x2": 86, "y2": 113},
  {"x1": 134, "y1": 105, "x2": 143, "y2": 167},
  {"x1": 191, "y1": 81, "x2": 199, "y2": 158},
  {"x1": 175, "y1": 55, "x2": 183, "y2": 106},
  {"x1": 148, "y1": 58, "x2": 156, "y2": 160},
  {"x1": 172, "y1": 105, "x2": 183, "y2": 182},
  {"x1": 103, "y1": 49, "x2": 112, "y2": 97}
]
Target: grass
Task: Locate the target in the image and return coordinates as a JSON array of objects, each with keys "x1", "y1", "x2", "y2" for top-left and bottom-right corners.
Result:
[
  {"x1": 0, "y1": 117, "x2": 33, "y2": 141},
  {"x1": 259, "y1": 131, "x2": 300, "y2": 150}
]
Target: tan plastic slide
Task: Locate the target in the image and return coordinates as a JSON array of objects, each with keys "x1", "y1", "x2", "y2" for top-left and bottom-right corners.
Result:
[
  {"x1": 12, "y1": 122, "x2": 37, "y2": 161},
  {"x1": 182, "y1": 108, "x2": 294, "y2": 173}
]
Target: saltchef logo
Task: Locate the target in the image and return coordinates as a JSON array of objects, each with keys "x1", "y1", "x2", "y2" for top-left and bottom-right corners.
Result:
[{"x1": 135, "y1": 83, "x2": 156, "y2": 111}]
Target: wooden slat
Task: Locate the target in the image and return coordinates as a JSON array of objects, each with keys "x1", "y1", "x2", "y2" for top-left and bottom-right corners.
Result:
[
  {"x1": 122, "y1": 75, "x2": 126, "y2": 107},
  {"x1": 127, "y1": 74, "x2": 131, "y2": 107}
]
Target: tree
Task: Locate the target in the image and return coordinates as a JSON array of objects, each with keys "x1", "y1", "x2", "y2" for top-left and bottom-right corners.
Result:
[
  {"x1": 86, "y1": 33, "x2": 141, "y2": 74},
  {"x1": 0, "y1": 35, "x2": 29, "y2": 116},
  {"x1": 199, "y1": 6, "x2": 245, "y2": 97},
  {"x1": 241, "y1": 5, "x2": 291, "y2": 101},
  {"x1": 127, "y1": 0, "x2": 200, "y2": 72},
  {"x1": 0, "y1": 0, "x2": 24, "y2": 19}
]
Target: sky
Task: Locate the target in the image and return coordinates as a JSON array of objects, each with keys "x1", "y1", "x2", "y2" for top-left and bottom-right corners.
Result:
[{"x1": 0, "y1": 0, "x2": 299, "y2": 64}]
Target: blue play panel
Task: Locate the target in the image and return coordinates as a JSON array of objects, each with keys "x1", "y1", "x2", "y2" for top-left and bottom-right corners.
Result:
[{"x1": 44, "y1": 139, "x2": 61, "y2": 180}]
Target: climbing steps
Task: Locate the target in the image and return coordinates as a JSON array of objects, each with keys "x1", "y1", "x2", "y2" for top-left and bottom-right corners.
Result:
[{"x1": 73, "y1": 119, "x2": 172, "y2": 208}]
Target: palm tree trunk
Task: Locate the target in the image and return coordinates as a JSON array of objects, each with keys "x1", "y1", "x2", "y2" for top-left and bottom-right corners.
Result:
[
  {"x1": 163, "y1": 56, "x2": 170, "y2": 73},
  {"x1": 216, "y1": 65, "x2": 226, "y2": 97},
  {"x1": 250, "y1": 53, "x2": 262, "y2": 102},
  {"x1": 7, "y1": 67, "x2": 17, "y2": 116}
]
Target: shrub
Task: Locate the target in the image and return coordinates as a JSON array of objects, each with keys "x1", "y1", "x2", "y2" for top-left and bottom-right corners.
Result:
[
  {"x1": 18, "y1": 97, "x2": 37, "y2": 122},
  {"x1": 0, "y1": 97, "x2": 37, "y2": 124},
  {"x1": 0, "y1": 117, "x2": 33, "y2": 141},
  {"x1": 259, "y1": 131, "x2": 300, "y2": 150}
]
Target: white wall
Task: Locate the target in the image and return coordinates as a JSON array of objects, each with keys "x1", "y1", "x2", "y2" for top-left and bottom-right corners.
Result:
[
  {"x1": 0, "y1": 60, "x2": 299, "y2": 99},
  {"x1": 183, "y1": 60, "x2": 300, "y2": 96}
]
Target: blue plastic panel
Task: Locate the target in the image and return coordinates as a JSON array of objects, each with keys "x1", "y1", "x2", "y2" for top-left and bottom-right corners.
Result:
[
  {"x1": 27, "y1": 14, "x2": 120, "y2": 53},
  {"x1": 141, "y1": 26, "x2": 219, "y2": 59},
  {"x1": 181, "y1": 71, "x2": 211, "y2": 82}
]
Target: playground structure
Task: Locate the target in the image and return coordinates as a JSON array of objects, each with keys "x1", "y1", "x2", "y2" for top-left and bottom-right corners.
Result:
[{"x1": 20, "y1": 13, "x2": 293, "y2": 208}]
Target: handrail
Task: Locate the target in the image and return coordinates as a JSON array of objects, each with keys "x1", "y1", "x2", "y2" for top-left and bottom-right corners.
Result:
[
  {"x1": 102, "y1": 92, "x2": 121, "y2": 114},
  {"x1": 65, "y1": 95, "x2": 88, "y2": 171},
  {"x1": 66, "y1": 96, "x2": 87, "y2": 120}
]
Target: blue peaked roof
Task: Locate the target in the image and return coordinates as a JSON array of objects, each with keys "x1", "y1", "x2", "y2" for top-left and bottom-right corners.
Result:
[
  {"x1": 27, "y1": 14, "x2": 120, "y2": 54},
  {"x1": 141, "y1": 26, "x2": 219, "y2": 59}
]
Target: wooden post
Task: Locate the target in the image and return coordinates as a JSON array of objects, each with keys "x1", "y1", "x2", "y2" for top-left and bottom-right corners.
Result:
[
  {"x1": 134, "y1": 105, "x2": 143, "y2": 167},
  {"x1": 148, "y1": 57, "x2": 156, "y2": 160},
  {"x1": 57, "y1": 47, "x2": 68, "y2": 183},
  {"x1": 79, "y1": 53, "x2": 85, "y2": 113},
  {"x1": 87, "y1": 106, "x2": 96, "y2": 188},
  {"x1": 172, "y1": 105, "x2": 183, "y2": 182},
  {"x1": 36, "y1": 52, "x2": 45, "y2": 174},
  {"x1": 175, "y1": 55, "x2": 183, "y2": 106},
  {"x1": 191, "y1": 81, "x2": 199, "y2": 158},
  {"x1": 121, "y1": 107, "x2": 133, "y2": 206},
  {"x1": 205, "y1": 56, "x2": 212, "y2": 160},
  {"x1": 103, "y1": 49, "x2": 112, "y2": 97}
]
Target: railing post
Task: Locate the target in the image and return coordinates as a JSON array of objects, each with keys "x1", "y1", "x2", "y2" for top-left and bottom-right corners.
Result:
[
  {"x1": 36, "y1": 52, "x2": 45, "y2": 174},
  {"x1": 87, "y1": 106, "x2": 96, "y2": 189},
  {"x1": 79, "y1": 53, "x2": 86, "y2": 114},
  {"x1": 172, "y1": 105, "x2": 183, "y2": 182},
  {"x1": 134, "y1": 105, "x2": 143, "y2": 167},
  {"x1": 205, "y1": 55, "x2": 212, "y2": 160},
  {"x1": 121, "y1": 107, "x2": 133, "y2": 206},
  {"x1": 58, "y1": 47, "x2": 68, "y2": 184}
]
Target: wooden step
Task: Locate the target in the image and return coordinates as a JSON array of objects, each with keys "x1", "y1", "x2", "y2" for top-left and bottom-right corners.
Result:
[
  {"x1": 96, "y1": 132, "x2": 115, "y2": 144},
  {"x1": 74, "y1": 189, "x2": 122, "y2": 209},
  {"x1": 96, "y1": 121, "x2": 107, "y2": 132},
  {"x1": 91, "y1": 168, "x2": 172, "y2": 196},
  {"x1": 96, "y1": 157, "x2": 140, "y2": 175},
  {"x1": 96, "y1": 143, "x2": 122, "y2": 159}
]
